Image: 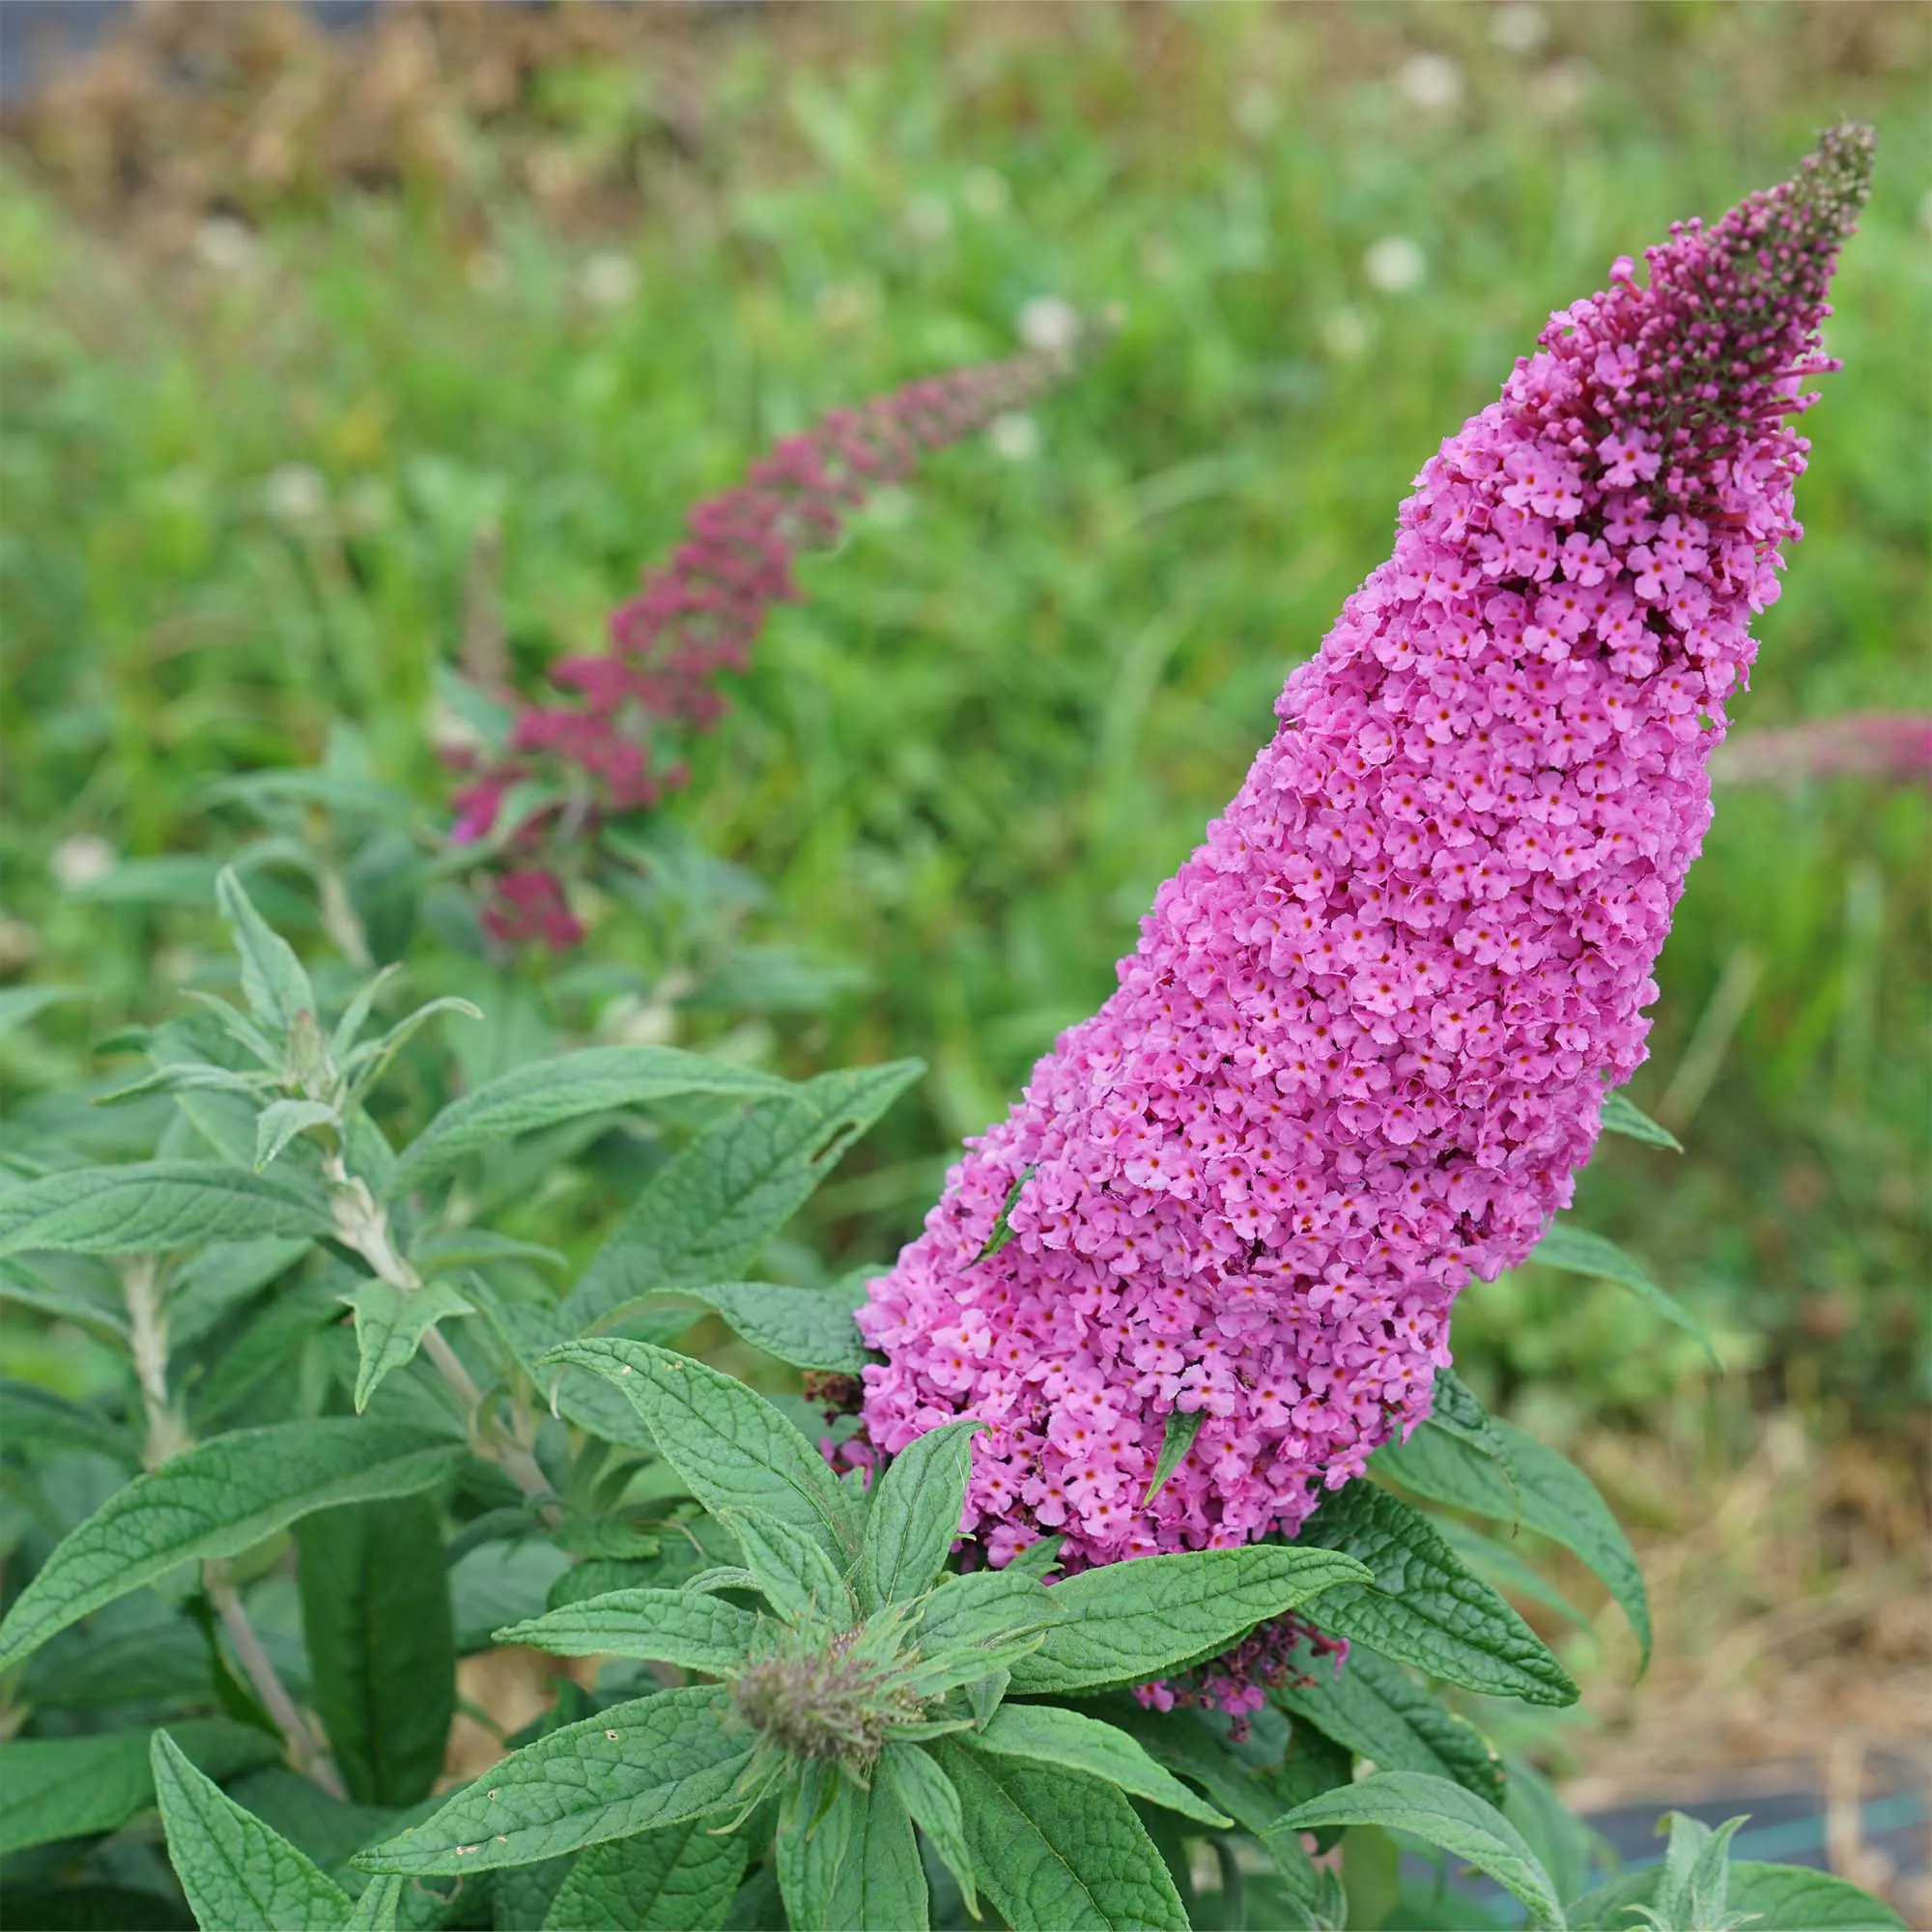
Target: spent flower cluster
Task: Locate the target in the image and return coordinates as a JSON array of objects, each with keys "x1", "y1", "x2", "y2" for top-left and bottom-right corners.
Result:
[{"x1": 857, "y1": 130, "x2": 1874, "y2": 1618}]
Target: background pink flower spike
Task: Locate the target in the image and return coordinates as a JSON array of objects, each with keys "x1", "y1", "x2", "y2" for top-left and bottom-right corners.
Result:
[{"x1": 857, "y1": 130, "x2": 1875, "y2": 1654}]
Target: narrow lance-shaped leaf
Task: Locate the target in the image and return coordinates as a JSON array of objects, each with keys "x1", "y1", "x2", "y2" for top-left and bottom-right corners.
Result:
[
  {"x1": 1004, "y1": 1543, "x2": 1370, "y2": 1696},
  {"x1": 1532, "y1": 1218, "x2": 1719, "y2": 1366},
  {"x1": 971, "y1": 1704, "x2": 1233, "y2": 1829},
  {"x1": 543, "y1": 1339, "x2": 861, "y2": 1563},
  {"x1": 296, "y1": 1495, "x2": 456, "y2": 1809},
  {"x1": 151, "y1": 1730, "x2": 353, "y2": 1932},
  {"x1": 565, "y1": 1060, "x2": 923, "y2": 1330},
  {"x1": 354, "y1": 1686, "x2": 750, "y2": 1875},
  {"x1": 217, "y1": 866, "x2": 316, "y2": 1037},
  {"x1": 882, "y1": 1743, "x2": 979, "y2": 1917},
  {"x1": 862, "y1": 1417, "x2": 981, "y2": 1612},
  {"x1": 1291, "y1": 1482, "x2": 1579, "y2": 1707},
  {"x1": 929, "y1": 1737, "x2": 1189, "y2": 1932},
  {"x1": 0, "y1": 1421, "x2": 463, "y2": 1672},
  {"x1": 780, "y1": 1767, "x2": 929, "y2": 1932},
  {"x1": 338, "y1": 1276, "x2": 473, "y2": 1413},
  {"x1": 1140, "y1": 1407, "x2": 1205, "y2": 1508},
  {"x1": 256, "y1": 1099, "x2": 338, "y2": 1174},
  {"x1": 1283, "y1": 1771, "x2": 1567, "y2": 1931},
  {"x1": 0, "y1": 1161, "x2": 335, "y2": 1259},
  {"x1": 495, "y1": 1588, "x2": 763, "y2": 1673},
  {"x1": 1566, "y1": 1859, "x2": 1906, "y2": 1931},
  {"x1": 723, "y1": 1507, "x2": 858, "y2": 1625},
  {"x1": 641, "y1": 1278, "x2": 872, "y2": 1374},
  {"x1": 1599, "y1": 1090, "x2": 1683, "y2": 1151},
  {"x1": 388, "y1": 1046, "x2": 800, "y2": 1198},
  {"x1": 541, "y1": 1823, "x2": 749, "y2": 1932}
]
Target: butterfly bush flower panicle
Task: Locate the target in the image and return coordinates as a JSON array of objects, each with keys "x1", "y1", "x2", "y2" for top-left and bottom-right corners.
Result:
[
  {"x1": 448, "y1": 344, "x2": 1075, "y2": 947},
  {"x1": 858, "y1": 130, "x2": 1873, "y2": 1634}
]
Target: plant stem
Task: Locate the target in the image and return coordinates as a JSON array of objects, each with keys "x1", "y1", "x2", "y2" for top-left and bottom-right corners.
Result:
[
  {"x1": 117, "y1": 1261, "x2": 344, "y2": 1794},
  {"x1": 207, "y1": 1566, "x2": 347, "y2": 1801},
  {"x1": 325, "y1": 1151, "x2": 560, "y2": 1524}
]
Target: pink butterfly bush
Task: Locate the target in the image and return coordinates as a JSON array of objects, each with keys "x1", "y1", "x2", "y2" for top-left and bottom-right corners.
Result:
[
  {"x1": 857, "y1": 131, "x2": 1874, "y2": 1614},
  {"x1": 447, "y1": 346, "x2": 1070, "y2": 948}
]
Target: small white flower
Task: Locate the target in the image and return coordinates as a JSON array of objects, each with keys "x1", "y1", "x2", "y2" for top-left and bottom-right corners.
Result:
[
  {"x1": 195, "y1": 215, "x2": 257, "y2": 274},
  {"x1": 1364, "y1": 237, "x2": 1428, "y2": 295},
  {"x1": 264, "y1": 464, "x2": 328, "y2": 526},
  {"x1": 961, "y1": 167, "x2": 1009, "y2": 218},
  {"x1": 1017, "y1": 296, "x2": 1082, "y2": 356},
  {"x1": 1489, "y1": 4, "x2": 1549, "y2": 54},
  {"x1": 579, "y1": 251, "x2": 639, "y2": 308},
  {"x1": 1396, "y1": 52, "x2": 1463, "y2": 113},
  {"x1": 1321, "y1": 307, "x2": 1373, "y2": 361},
  {"x1": 904, "y1": 191, "x2": 952, "y2": 245},
  {"x1": 987, "y1": 412, "x2": 1041, "y2": 463},
  {"x1": 50, "y1": 835, "x2": 115, "y2": 892}
]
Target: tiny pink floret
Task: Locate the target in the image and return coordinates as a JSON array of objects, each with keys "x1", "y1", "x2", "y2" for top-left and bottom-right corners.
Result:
[{"x1": 858, "y1": 131, "x2": 1872, "y2": 1588}]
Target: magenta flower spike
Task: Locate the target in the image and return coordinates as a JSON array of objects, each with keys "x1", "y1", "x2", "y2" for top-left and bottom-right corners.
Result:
[
  {"x1": 449, "y1": 345, "x2": 1071, "y2": 948},
  {"x1": 858, "y1": 130, "x2": 1873, "y2": 1582}
]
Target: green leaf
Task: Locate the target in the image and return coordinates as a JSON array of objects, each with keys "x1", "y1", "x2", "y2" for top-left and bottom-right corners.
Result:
[
  {"x1": 1004, "y1": 1545, "x2": 1370, "y2": 1696},
  {"x1": 343, "y1": 1873, "x2": 405, "y2": 1932},
  {"x1": 542, "y1": 1339, "x2": 860, "y2": 1564},
  {"x1": 975, "y1": 1165, "x2": 1035, "y2": 1262},
  {"x1": 881, "y1": 1742, "x2": 978, "y2": 1916},
  {"x1": 564, "y1": 1061, "x2": 923, "y2": 1330},
  {"x1": 1567, "y1": 1861, "x2": 1906, "y2": 1931},
  {"x1": 542, "y1": 1822, "x2": 749, "y2": 1931},
  {"x1": 217, "y1": 867, "x2": 317, "y2": 1037},
  {"x1": 908, "y1": 1569, "x2": 1062, "y2": 1690},
  {"x1": 341, "y1": 997, "x2": 483, "y2": 1100},
  {"x1": 1599, "y1": 1090, "x2": 1683, "y2": 1151},
  {"x1": 152, "y1": 1730, "x2": 354, "y2": 1932},
  {"x1": 929, "y1": 1737, "x2": 1188, "y2": 1932},
  {"x1": 355, "y1": 1686, "x2": 749, "y2": 1874},
  {"x1": 1531, "y1": 1219, "x2": 1719, "y2": 1366},
  {"x1": 0, "y1": 1256, "x2": 130, "y2": 1343},
  {"x1": 496, "y1": 1588, "x2": 763, "y2": 1672},
  {"x1": 0, "y1": 1420, "x2": 463, "y2": 1672},
  {"x1": 256, "y1": 1099, "x2": 339, "y2": 1174},
  {"x1": 338, "y1": 1276, "x2": 474, "y2": 1413},
  {"x1": 1281, "y1": 1770, "x2": 1566, "y2": 1930},
  {"x1": 0, "y1": 1719, "x2": 274, "y2": 1858},
  {"x1": 1437, "y1": 1520, "x2": 1598, "y2": 1638},
  {"x1": 1140, "y1": 1407, "x2": 1206, "y2": 1508},
  {"x1": 779, "y1": 1766, "x2": 928, "y2": 1932},
  {"x1": 1291, "y1": 1483, "x2": 1578, "y2": 1706},
  {"x1": 635, "y1": 1278, "x2": 871, "y2": 1373},
  {"x1": 388, "y1": 1047, "x2": 798, "y2": 1199},
  {"x1": 861, "y1": 1418, "x2": 981, "y2": 1613},
  {"x1": 723, "y1": 1507, "x2": 858, "y2": 1625},
  {"x1": 1501, "y1": 1755, "x2": 1596, "y2": 1913},
  {"x1": 0, "y1": 1161, "x2": 335, "y2": 1257},
  {"x1": 972, "y1": 1704, "x2": 1232, "y2": 1829},
  {"x1": 1374, "y1": 1412, "x2": 1651, "y2": 1669},
  {"x1": 1274, "y1": 1637, "x2": 1506, "y2": 1805},
  {"x1": 0, "y1": 984, "x2": 85, "y2": 1037},
  {"x1": 296, "y1": 1495, "x2": 456, "y2": 1808},
  {"x1": 0, "y1": 1378, "x2": 139, "y2": 1463}
]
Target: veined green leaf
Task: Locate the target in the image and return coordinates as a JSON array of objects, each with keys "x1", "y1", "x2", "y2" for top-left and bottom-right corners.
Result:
[
  {"x1": 1273, "y1": 1637, "x2": 1506, "y2": 1805},
  {"x1": 255, "y1": 1098, "x2": 338, "y2": 1174},
  {"x1": 861, "y1": 1418, "x2": 981, "y2": 1612},
  {"x1": 638, "y1": 1277, "x2": 872, "y2": 1373},
  {"x1": 296, "y1": 1495, "x2": 456, "y2": 1808},
  {"x1": 975, "y1": 1165, "x2": 1035, "y2": 1263},
  {"x1": 564, "y1": 1061, "x2": 923, "y2": 1330},
  {"x1": 217, "y1": 866, "x2": 317, "y2": 1037},
  {"x1": 1436, "y1": 1519, "x2": 1598, "y2": 1636},
  {"x1": 1005, "y1": 1545, "x2": 1369, "y2": 1696},
  {"x1": 496, "y1": 1588, "x2": 762, "y2": 1673},
  {"x1": 1531, "y1": 1219, "x2": 1719, "y2": 1366},
  {"x1": 0, "y1": 1255, "x2": 129, "y2": 1342},
  {"x1": 882, "y1": 1743, "x2": 978, "y2": 1916},
  {"x1": 0, "y1": 985, "x2": 85, "y2": 1037},
  {"x1": 0, "y1": 1719, "x2": 275, "y2": 1859},
  {"x1": 354, "y1": 1686, "x2": 749, "y2": 1873},
  {"x1": 723, "y1": 1507, "x2": 858, "y2": 1625},
  {"x1": 972, "y1": 1704, "x2": 1232, "y2": 1829},
  {"x1": 1374, "y1": 1412, "x2": 1651, "y2": 1669},
  {"x1": 343, "y1": 1873, "x2": 404, "y2": 1932},
  {"x1": 1140, "y1": 1407, "x2": 1206, "y2": 1508},
  {"x1": 341, "y1": 996, "x2": 483, "y2": 1100},
  {"x1": 1291, "y1": 1484, "x2": 1578, "y2": 1707},
  {"x1": 0, "y1": 1421, "x2": 463, "y2": 1672},
  {"x1": 388, "y1": 1047, "x2": 798, "y2": 1198},
  {"x1": 152, "y1": 1730, "x2": 353, "y2": 1932},
  {"x1": 929, "y1": 1737, "x2": 1188, "y2": 1932},
  {"x1": 543, "y1": 1339, "x2": 861, "y2": 1564},
  {"x1": 1599, "y1": 1090, "x2": 1683, "y2": 1151},
  {"x1": 0, "y1": 1378, "x2": 138, "y2": 1463},
  {"x1": 1282, "y1": 1770, "x2": 1566, "y2": 1930},
  {"x1": 541, "y1": 1822, "x2": 749, "y2": 1931},
  {"x1": 1567, "y1": 1859, "x2": 1906, "y2": 1930},
  {"x1": 909, "y1": 1569, "x2": 1061, "y2": 1690},
  {"x1": 337, "y1": 1275, "x2": 473, "y2": 1413},
  {"x1": 779, "y1": 1765, "x2": 928, "y2": 1932},
  {"x1": 0, "y1": 1161, "x2": 334, "y2": 1258}
]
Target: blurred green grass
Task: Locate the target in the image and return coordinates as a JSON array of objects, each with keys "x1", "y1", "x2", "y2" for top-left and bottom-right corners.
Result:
[{"x1": 1, "y1": 2, "x2": 1926, "y2": 1436}]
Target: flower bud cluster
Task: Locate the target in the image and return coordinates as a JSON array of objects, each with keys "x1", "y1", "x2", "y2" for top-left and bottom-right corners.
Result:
[{"x1": 856, "y1": 130, "x2": 1872, "y2": 1640}]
